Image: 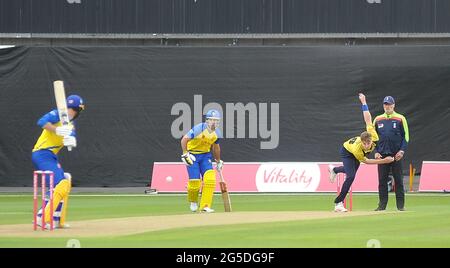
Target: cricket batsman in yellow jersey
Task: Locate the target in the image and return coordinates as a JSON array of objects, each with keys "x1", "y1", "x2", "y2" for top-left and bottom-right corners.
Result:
[
  {"x1": 180, "y1": 110, "x2": 223, "y2": 213},
  {"x1": 328, "y1": 93, "x2": 394, "y2": 212},
  {"x1": 32, "y1": 95, "x2": 85, "y2": 228}
]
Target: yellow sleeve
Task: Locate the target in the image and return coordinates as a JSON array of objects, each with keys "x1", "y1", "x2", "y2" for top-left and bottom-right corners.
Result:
[
  {"x1": 366, "y1": 124, "x2": 379, "y2": 142},
  {"x1": 400, "y1": 114, "x2": 410, "y2": 142},
  {"x1": 343, "y1": 137, "x2": 366, "y2": 162}
]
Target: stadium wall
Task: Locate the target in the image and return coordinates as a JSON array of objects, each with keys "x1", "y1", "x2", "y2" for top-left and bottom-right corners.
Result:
[{"x1": 1, "y1": 0, "x2": 450, "y2": 34}]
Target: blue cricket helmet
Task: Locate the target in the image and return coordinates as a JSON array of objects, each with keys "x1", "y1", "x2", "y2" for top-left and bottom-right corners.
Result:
[
  {"x1": 205, "y1": 109, "x2": 221, "y2": 120},
  {"x1": 67, "y1": 95, "x2": 85, "y2": 111}
]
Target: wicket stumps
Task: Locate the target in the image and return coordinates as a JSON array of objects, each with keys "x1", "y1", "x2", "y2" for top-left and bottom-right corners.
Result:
[
  {"x1": 336, "y1": 173, "x2": 353, "y2": 211},
  {"x1": 33, "y1": 170, "x2": 54, "y2": 231}
]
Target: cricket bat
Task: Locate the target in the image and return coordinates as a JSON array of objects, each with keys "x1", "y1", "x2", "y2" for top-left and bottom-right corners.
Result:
[
  {"x1": 218, "y1": 169, "x2": 232, "y2": 212},
  {"x1": 53, "y1": 80, "x2": 72, "y2": 151}
]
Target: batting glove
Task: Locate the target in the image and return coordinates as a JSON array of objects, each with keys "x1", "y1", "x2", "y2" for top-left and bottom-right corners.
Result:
[
  {"x1": 216, "y1": 159, "x2": 224, "y2": 171},
  {"x1": 181, "y1": 152, "x2": 196, "y2": 166},
  {"x1": 63, "y1": 136, "x2": 77, "y2": 148},
  {"x1": 55, "y1": 125, "x2": 73, "y2": 137}
]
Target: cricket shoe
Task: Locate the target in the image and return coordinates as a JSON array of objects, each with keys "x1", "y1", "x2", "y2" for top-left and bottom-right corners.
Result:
[
  {"x1": 33, "y1": 216, "x2": 44, "y2": 226},
  {"x1": 328, "y1": 165, "x2": 337, "y2": 183},
  {"x1": 190, "y1": 202, "x2": 198, "y2": 212},
  {"x1": 34, "y1": 217, "x2": 58, "y2": 229},
  {"x1": 201, "y1": 206, "x2": 215, "y2": 213},
  {"x1": 34, "y1": 220, "x2": 52, "y2": 230},
  {"x1": 334, "y1": 202, "x2": 348, "y2": 212}
]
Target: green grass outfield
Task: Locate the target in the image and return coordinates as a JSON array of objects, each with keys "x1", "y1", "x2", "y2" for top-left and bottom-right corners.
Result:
[{"x1": 1, "y1": 193, "x2": 450, "y2": 248}]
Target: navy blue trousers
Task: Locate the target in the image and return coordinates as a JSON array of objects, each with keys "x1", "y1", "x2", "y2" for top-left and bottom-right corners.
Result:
[{"x1": 334, "y1": 146, "x2": 360, "y2": 204}]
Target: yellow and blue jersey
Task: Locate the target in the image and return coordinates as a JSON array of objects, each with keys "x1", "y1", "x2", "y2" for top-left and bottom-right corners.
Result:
[
  {"x1": 186, "y1": 123, "x2": 221, "y2": 154},
  {"x1": 185, "y1": 123, "x2": 221, "y2": 179},
  {"x1": 343, "y1": 124, "x2": 379, "y2": 162},
  {"x1": 32, "y1": 109, "x2": 76, "y2": 185},
  {"x1": 33, "y1": 109, "x2": 76, "y2": 155}
]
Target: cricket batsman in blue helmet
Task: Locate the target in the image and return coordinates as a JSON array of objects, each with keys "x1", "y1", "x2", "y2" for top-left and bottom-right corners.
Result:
[
  {"x1": 180, "y1": 109, "x2": 223, "y2": 213},
  {"x1": 32, "y1": 94, "x2": 85, "y2": 228}
]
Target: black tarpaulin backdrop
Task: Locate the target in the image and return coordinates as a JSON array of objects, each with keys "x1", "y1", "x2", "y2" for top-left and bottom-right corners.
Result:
[{"x1": 0, "y1": 46, "x2": 449, "y2": 186}]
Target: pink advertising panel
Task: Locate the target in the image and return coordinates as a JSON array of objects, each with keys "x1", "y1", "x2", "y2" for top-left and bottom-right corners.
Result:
[
  {"x1": 419, "y1": 161, "x2": 450, "y2": 192},
  {"x1": 151, "y1": 162, "x2": 379, "y2": 192}
]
